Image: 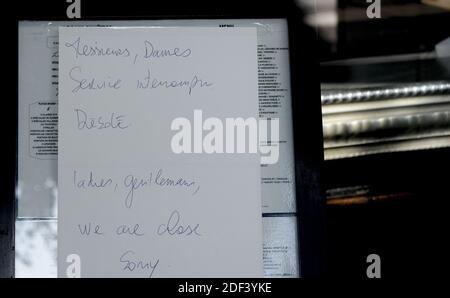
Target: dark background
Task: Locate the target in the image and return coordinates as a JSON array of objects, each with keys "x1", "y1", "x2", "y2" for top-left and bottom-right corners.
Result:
[{"x1": 321, "y1": 0, "x2": 450, "y2": 277}]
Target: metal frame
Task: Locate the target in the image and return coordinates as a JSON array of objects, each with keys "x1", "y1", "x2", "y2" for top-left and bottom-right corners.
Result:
[{"x1": 4, "y1": 0, "x2": 325, "y2": 278}]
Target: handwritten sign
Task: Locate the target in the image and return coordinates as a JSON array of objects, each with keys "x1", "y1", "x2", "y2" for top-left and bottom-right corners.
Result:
[{"x1": 57, "y1": 27, "x2": 262, "y2": 277}]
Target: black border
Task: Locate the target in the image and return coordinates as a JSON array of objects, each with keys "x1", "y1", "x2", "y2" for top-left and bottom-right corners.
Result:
[{"x1": 3, "y1": 0, "x2": 325, "y2": 278}]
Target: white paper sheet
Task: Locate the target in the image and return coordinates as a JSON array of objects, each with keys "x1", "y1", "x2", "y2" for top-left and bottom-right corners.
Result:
[
  {"x1": 16, "y1": 216, "x2": 298, "y2": 278},
  {"x1": 18, "y1": 19, "x2": 296, "y2": 217},
  {"x1": 57, "y1": 27, "x2": 262, "y2": 277}
]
